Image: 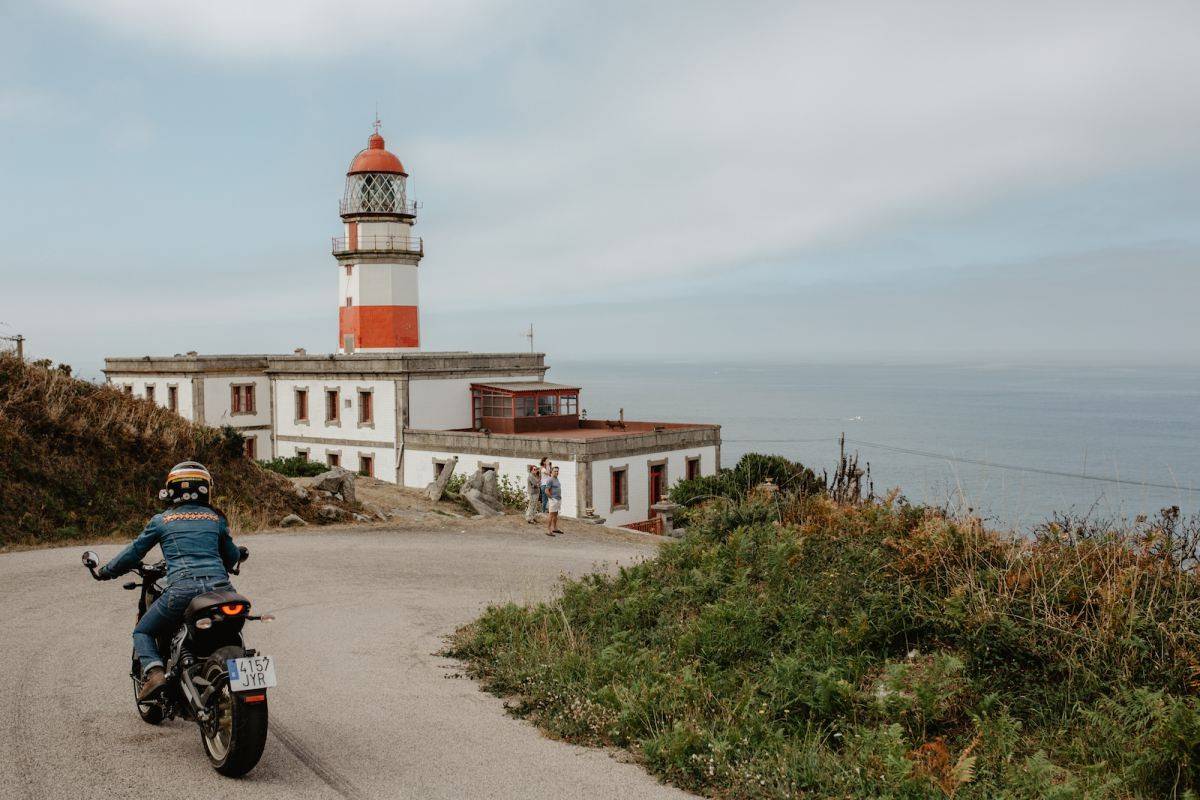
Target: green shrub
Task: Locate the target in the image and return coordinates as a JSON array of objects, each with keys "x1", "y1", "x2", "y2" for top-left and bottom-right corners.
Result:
[
  {"x1": 258, "y1": 455, "x2": 329, "y2": 478},
  {"x1": 670, "y1": 452, "x2": 824, "y2": 512}
]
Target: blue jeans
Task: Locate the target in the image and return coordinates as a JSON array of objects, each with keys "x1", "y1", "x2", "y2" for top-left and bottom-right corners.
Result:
[{"x1": 133, "y1": 575, "x2": 233, "y2": 674}]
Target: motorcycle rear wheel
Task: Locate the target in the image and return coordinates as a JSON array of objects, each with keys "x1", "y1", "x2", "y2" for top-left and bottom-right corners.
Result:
[{"x1": 199, "y1": 645, "x2": 268, "y2": 777}]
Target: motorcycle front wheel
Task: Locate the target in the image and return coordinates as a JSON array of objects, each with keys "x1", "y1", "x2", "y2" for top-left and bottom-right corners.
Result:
[{"x1": 199, "y1": 645, "x2": 268, "y2": 777}]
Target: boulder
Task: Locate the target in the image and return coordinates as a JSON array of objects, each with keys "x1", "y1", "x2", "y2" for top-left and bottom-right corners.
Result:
[
  {"x1": 425, "y1": 457, "x2": 459, "y2": 501},
  {"x1": 293, "y1": 485, "x2": 310, "y2": 501},
  {"x1": 279, "y1": 513, "x2": 307, "y2": 527},
  {"x1": 317, "y1": 504, "x2": 346, "y2": 522},
  {"x1": 352, "y1": 513, "x2": 372, "y2": 523},
  {"x1": 362, "y1": 502, "x2": 389, "y2": 522},
  {"x1": 463, "y1": 488, "x2": 504, "y2": 518},
  {"x1": 308, "y1": 467, "x2": 356, "y2": 503},
  {"x1": 462, "y1": 467, "x2": 505, "y2": 513}
]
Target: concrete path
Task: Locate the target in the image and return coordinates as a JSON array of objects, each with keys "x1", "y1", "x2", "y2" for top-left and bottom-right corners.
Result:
[{"x1": 0, "y1": 526, "x2": 694, "y2": 799}]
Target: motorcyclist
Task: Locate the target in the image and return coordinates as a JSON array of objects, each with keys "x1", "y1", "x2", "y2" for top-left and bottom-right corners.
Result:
[{"x1": 97, "y1": 461, "x2": 244, "y2": 700}]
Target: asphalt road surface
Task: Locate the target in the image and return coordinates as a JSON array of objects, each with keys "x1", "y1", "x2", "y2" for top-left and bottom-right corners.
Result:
[{"x1": 0, "y1": 526, "x2": 694, "y2": 800}]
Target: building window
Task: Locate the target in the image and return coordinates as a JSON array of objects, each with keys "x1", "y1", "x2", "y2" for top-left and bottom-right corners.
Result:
[
  {"x1": 344, "y1": 264, "x2": 353, "y2": 276},
  {"x1": 610, "y1": 466, "x2": 629, "y2": 511},
  {"x1": 345, "y1": 296, "x2": 353, "y2": 307},
  {"x1": 359, "y1": 454, "x2": 374, "y2": 478},
  {"x1": 295, "y1": 388, "x2": 309, "y2": 422},
  {"x1": 686, "y1": 456, "x2": 701, "y2": 481},
  {"x1": 559, "y1": 394, "x2": 578, "y2": 415},
  {"x1": 144, "y1": 385, "x2": 155, "y2": 403},
  {"x1": 244, "y1": 436, "x2": 257, "y2": 460},
  {"x1": 433, "y1": 458, "x2": 451, "y2": 478},
  {"x1": 123, "y1": 384, "x2": 133, "y2": 395},
  {"x1": 479, "y1": 391, "x2": 512, "y2": 418},
  {"x1": 167, "y1": 386, "x2": 178, "y2": 412},
  {"x1": 537, "y1": 394, "x2": 557, "y2": 416},
  {"x1": 325, "y1": 389, "x2": 340, "y2": 423},
  {"x1": 231, "y1": 384, "x2": 256, "y2": 415},
  {"x1": 327, "y1": 452, "x2": 341, "y2": 468},
  {"x1": 516, "y1": 396, "x2": 536, "y2": 417},
  {"x1": 358, "y1": 389, "x2": 373, "y2": 425},
  {"x1": 297, "y1": 449, "x2": 309, "y2": 462}
]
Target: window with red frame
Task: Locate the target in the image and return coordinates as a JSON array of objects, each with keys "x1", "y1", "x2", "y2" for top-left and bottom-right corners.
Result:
[
  {"x1": 231, "y1": 384, "x2": 256, "y2": 414},
  {"x1": 611, "y1": 467, "x2": 629, "y2": 510},
  {"x1": 325, "y1": 389, "x2": 340, "y2": 422},
  {"x1": 295, "y1": 388, "x2": 309, "y2": 422},
  {"x1": 358, "y1": 390, "x2": 373, "y2": 424}
]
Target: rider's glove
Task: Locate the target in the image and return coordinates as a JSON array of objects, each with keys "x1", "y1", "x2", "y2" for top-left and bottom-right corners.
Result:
[{"x1": 96, "y1": 566, "x2": 115, "y2": 581}]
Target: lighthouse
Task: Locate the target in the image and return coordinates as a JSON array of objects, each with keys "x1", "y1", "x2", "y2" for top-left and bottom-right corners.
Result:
[{"x1": 333, "y1": 122, "x2": 424, "y2": 353}]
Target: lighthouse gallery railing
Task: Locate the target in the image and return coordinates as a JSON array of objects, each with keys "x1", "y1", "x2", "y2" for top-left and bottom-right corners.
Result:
[{"x1": 331, "y1": 236, "x2": 424, "y2": 256}]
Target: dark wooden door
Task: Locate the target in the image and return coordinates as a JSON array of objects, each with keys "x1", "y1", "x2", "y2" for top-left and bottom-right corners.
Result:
[{"x1": 648, "y1": 463, "x2": 666, "y2": 518}]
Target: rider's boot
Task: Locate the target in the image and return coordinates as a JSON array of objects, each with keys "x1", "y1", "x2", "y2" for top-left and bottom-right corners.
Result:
[{"x1": 137, "y1": 667, "x2": 167, "y2": 701}]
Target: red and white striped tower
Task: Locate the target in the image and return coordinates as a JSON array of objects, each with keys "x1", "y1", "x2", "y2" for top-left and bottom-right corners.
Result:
[{"x1": 333, "y1": 121, "x2": 424, "y2": 353}]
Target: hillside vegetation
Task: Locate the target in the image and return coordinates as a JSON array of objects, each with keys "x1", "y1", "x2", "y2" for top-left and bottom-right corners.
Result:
[
  {"x1": 450, "y1": 483, "x2": 1200, "y2": 798},
  {"x1": 0, "y1": 354, "x2": 317, "y2": 546}
]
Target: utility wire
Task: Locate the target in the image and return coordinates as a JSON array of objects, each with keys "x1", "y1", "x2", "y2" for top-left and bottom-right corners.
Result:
[{"x1": 723, "y1": 436, "x2": 1198, "y2": 494}]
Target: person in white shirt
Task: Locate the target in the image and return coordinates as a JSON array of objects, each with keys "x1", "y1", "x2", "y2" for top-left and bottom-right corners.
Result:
[{"x1": 545, "y1": 466, "x2": 563, "y2": 536}]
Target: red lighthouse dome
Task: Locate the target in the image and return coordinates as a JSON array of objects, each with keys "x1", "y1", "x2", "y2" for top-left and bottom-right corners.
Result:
[{"x1": 348, "y1": 132, "x2": 406, "y2": 176}]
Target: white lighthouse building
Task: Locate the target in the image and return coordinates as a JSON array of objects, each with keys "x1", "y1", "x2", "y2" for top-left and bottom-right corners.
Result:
[
  {"x1": 104, "y1": 123, "x2": 721, "y2": 530},
  {"x1": 335, "y1": 123, "x2": 423, "y2": 353}
]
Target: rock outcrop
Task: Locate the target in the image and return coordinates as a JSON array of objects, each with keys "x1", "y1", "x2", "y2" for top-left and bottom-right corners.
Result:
[
  {"x1": 461, "y1": 466, "x2": 505, "y2": 517},
  {"x1": 309, "y1": 467, "x2": 356, "y2": 503}
]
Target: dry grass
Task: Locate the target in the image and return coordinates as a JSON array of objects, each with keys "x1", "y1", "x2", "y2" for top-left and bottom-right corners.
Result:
[{"x1": 0, "y1": 354, "x2": 321, "y2": 546}]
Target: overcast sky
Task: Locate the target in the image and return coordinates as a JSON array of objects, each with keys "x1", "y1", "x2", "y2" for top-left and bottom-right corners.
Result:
[{"x1": 2, "y1": 1, "x2": 1198, "y2": 376}]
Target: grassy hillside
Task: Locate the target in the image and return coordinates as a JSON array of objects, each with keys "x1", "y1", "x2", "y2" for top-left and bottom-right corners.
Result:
[
  {"x1": 450, "y1": 493, "x2": 1200, "y2": 799},
  {"x1": 0, "y1": 354, "x2": 317, "y2": 546}
]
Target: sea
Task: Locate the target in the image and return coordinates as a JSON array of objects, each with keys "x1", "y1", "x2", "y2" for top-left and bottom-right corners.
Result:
[{"x1": 550, "y1": 360, "x2": 1200, "y2": 532}]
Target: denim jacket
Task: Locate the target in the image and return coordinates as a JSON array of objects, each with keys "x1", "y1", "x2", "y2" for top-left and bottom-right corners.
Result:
[{"x1": 101, "y1": 503, "x2": 240, "y2": 584}]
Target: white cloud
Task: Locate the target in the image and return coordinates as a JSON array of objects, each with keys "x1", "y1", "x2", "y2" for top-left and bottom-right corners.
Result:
[
  {"x1": 30, "y1": 0, "x2": 1200, "y2": 335},
  {"x1": 409, "y1": 1, "x2": 1200, "y2": 309},
  {"x1": 44, "y1": 0, "x2": 540, "y2": 62}
]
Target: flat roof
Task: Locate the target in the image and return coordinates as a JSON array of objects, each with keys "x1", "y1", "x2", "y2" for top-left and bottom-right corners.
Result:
[
  {"x1": 104, "y1": 351, "x2": 547, "y2": 378},
  {"x1": 502, "y1": 424, "x2": 705, "y2": 441},
  {"x1": 404, "y1": 421, "x2": 720, "y2": 459},
  {"x1": 472, "y1": 381, "x2": 580, "y2": 393}
]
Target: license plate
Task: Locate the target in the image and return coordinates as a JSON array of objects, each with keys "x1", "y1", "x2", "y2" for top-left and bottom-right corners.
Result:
[{"x1": 226, "y1": 655, "x2": 277, "y2": 692}]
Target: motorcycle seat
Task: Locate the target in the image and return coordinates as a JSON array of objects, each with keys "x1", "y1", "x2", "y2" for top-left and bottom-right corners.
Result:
[{"x1": 185, "y1": 590, "x2": 251, "y2": 621}]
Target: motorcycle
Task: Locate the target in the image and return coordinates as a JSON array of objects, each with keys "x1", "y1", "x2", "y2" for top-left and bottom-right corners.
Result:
[{"x1": 81, "y1": 548, "x2": 277, "y2": 777}]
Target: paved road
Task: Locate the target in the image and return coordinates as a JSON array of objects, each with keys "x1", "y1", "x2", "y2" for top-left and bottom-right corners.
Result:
[{"x1": 0, "y1": 526, "x2": 693, "y2": 800}]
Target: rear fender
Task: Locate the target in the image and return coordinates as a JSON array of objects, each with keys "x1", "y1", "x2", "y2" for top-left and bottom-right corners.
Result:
[{"x1": 186, "y1": 626, "x2": 244, "y2": 660}]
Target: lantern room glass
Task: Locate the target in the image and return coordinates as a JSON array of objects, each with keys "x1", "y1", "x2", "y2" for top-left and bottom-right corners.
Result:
[{"x1": 342, "y1": 173, "x2": 409, "y2": 214}]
